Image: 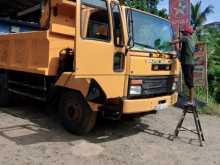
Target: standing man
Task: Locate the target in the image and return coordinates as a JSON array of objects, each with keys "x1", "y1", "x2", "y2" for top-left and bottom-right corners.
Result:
[{"x1": 180, "y1": 26, "x2": 195, "y2": 105}]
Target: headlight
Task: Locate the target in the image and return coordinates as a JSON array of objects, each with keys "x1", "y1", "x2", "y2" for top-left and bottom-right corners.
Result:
[
  {"x1": 153, "y1": 65, "x2": 159, "y2": 70},
  {"x1": 129, "y1": 86, "x2": 142, "y2": 95},
  {"x1": 172, "y1": 82, "x2": 177, "y2": 91}
]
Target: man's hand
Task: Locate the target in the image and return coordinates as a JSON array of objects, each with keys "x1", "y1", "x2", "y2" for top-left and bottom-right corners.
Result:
[
  {"x1": 171, "y1": 39, "x2": 181, "y2": 52},
  {"x1": 171, "y1": 38, "x2": 181, "y2": 44}
]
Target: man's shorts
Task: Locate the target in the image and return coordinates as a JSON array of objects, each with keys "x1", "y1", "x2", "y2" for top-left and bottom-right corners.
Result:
[{"x1": 182, "y1": 64, "x2": 194, "y2": 88}]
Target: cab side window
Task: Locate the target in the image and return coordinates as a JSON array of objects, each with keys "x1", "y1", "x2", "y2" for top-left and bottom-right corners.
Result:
[
  {"x1": 81, "y1": 0, "x2": 110, "y2": 41},
  {"x1": 87, "y1": 10, "x2": 110, "y2": 40},
  {"x1": 111, "y1": 3, "x2": 124, "y2": 47}
]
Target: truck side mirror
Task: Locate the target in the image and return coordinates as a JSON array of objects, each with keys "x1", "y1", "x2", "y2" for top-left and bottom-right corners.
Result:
[
  {"x1": 111, "y1": 2, "x2": 124, "y2": 47},
  {"x1": 115, "y1": 30, "x2": 121, "y2": 46},
  {"x1": 127, "y1": 8, "x2": 134, "y2": 48}
]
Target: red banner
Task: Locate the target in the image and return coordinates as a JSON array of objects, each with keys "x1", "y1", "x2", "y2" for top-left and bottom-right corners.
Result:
[
  {"x1": 169, "y1": 0, "x2": 191, "y2": 33},
  {"x1": 194, "y1": 43, "x2": 208, "y2": 87}
]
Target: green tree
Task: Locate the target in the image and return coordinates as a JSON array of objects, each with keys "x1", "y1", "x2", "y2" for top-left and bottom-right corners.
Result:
[
  {"x1": 191, "y1": 1, "x2": 214, "y2": 40},
  {"x1": 123, "y1": 0, "x2": 168, "y2": 18},
  {"x1": 201, "y1": 27, "x2": 220, "y2": 101}
]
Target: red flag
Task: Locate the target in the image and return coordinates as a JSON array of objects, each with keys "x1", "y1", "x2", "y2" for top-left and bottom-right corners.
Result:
[{"x1": 169, "y1": 0, "x2": 191, "y2": 33}]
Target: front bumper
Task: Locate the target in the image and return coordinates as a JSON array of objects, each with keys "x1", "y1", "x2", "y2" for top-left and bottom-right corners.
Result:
[{"x1": 123, "y1": 92, "x2": 178, "y2": 114}]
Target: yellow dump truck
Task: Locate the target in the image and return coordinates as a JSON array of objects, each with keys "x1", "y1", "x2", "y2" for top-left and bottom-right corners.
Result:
[{"x1": 0, "y1": 0, "x2": 180, "y2": 134}]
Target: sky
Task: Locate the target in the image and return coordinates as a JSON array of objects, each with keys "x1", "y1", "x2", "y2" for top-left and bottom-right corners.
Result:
[{"x1": 158, "y1": 0, "x2": 220, "y2": 24}]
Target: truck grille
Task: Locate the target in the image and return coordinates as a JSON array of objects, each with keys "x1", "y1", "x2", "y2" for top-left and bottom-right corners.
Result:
[{"x1": 129, "y1": 76, "x2": 175, "y2": 98}]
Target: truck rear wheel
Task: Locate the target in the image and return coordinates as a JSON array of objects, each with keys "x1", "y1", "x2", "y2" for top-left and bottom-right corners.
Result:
[
  {"x1": 59, "y1": 90, "x2": 97, "y2": 135},
  {"x1": 0, "y1": 72, "x2": 10, "y2": 106}
]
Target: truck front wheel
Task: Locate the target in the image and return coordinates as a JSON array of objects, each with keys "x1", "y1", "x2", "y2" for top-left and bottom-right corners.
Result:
[{"x1": 59, "y1": 90, "x2": 97, "y2": 135}]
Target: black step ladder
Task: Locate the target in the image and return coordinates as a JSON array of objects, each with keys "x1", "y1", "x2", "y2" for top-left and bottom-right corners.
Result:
[{"x1": 174, "y1": 104, "x2": 205, "y2": 147}]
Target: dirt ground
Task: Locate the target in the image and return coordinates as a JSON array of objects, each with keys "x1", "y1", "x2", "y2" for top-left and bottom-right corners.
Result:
[{"x1": 0, "y1": 102, "x2": 220, "y2": 165}]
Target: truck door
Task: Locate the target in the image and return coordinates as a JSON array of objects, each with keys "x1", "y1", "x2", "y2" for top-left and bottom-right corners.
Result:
[
  {"x1": 110, "y1": 1, "x2": 126, "y2": 73},
  {"x1": 75, "y1": 0, "x2": 126, "y2": 98}
]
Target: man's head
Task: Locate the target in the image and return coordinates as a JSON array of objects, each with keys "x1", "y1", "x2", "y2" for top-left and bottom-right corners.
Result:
[{"x1": 181, "y1": 26, "x2": 194, "y2": 36}]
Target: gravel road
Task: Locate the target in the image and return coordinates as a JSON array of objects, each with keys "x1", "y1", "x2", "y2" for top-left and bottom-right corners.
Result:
[{"x1": 0, "y1": 102, "x2": 220, "y2": 165}]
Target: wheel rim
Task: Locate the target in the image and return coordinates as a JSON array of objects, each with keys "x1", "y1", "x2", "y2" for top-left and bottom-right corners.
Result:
[{"x1": 66, "y1": 103, "x2": 82, "y2": 122}]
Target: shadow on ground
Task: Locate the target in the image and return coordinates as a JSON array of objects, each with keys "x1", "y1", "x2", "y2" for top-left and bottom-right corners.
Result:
[{"x1": 0, "y1": 100, "x2": 201, "y2": 146}]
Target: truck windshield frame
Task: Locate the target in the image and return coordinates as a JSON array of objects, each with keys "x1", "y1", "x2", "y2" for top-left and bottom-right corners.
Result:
[{"x1": 127, "y1": 9, "x2": 175, "y2": 54}]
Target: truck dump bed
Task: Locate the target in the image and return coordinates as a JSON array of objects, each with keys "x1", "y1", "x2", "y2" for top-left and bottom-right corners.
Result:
[
  {"x1": 0, "y1": 30, "x2": 74, "y2": 75},
  {"x1": 0, "y1": 31, "x2": 49, "y2": 74},
  {"x1": 0, "y1": 0, "x2": 76, "y2": 76}
]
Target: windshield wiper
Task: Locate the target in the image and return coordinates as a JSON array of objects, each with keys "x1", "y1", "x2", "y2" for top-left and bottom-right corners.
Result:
[
  {"x1": 134, "y1": 42, "x2": 168, "y2": 55},
  {"x1": 133, "y1": 42, "x2": 175, "y2": 56},
  {"x1": 134, "y1": 42, "x2": 155, "y2": 49}
]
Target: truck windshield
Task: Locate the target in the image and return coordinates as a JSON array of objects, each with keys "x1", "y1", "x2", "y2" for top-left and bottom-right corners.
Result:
[{"x1": 128, "y1": 10, "x2": 175, "y2": 53}]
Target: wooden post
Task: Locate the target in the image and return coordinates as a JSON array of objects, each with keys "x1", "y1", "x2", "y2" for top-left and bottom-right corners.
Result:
[{"x1": 205, "y1": 43, "x2": 209, "y2": 104}]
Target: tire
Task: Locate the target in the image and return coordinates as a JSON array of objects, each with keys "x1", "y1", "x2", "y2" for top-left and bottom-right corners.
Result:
[
  {"x1": 59, "y1": 90, "x2": 97, "y2": 135},
  {"x1": 0, "y1": 72, "x2": 10, "y2": 106}
]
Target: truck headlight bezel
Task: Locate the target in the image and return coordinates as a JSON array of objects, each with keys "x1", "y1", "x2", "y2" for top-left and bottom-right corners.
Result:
[
  {"x1": 172, "y1": 77, "x2": 179, "y2": 91},
  {"x1": 129, "y1": 85, "x2": 142, "y2": 95},
  {"x1": 172, "y1": 82, "x2": 177, "y2": 91}
]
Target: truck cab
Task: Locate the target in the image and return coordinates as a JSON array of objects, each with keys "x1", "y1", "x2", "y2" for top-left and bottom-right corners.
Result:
[
  {"x1": 121, "y1": 6, "x2": 180, "y2": 113},
  {"x1": 0, "y1": 0, "x2": 180, "y2": 134},
  {"x1": 72, "y1": 0, "x2": 180, "y2": 113}
]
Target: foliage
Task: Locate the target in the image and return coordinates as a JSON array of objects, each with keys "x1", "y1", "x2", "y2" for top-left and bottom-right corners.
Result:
[
  {"x1": 191, "y1": 1, "x2": 214, "y2": 40},
  {"x1": 196, "y1": 87, "x2": 220, "y2": 115},
  {"x1": 190, "y1": 1, "x2": 220, "y2": 114},
  {"x1": 124, "y1": 0, "x2": 168, "y2": 18},
  {"x1": 201, "y1": 27, "x2": 220, "y2": 102},
  {"x1": 198, "y1": 95, "x2": 220, "y2": 116}
]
